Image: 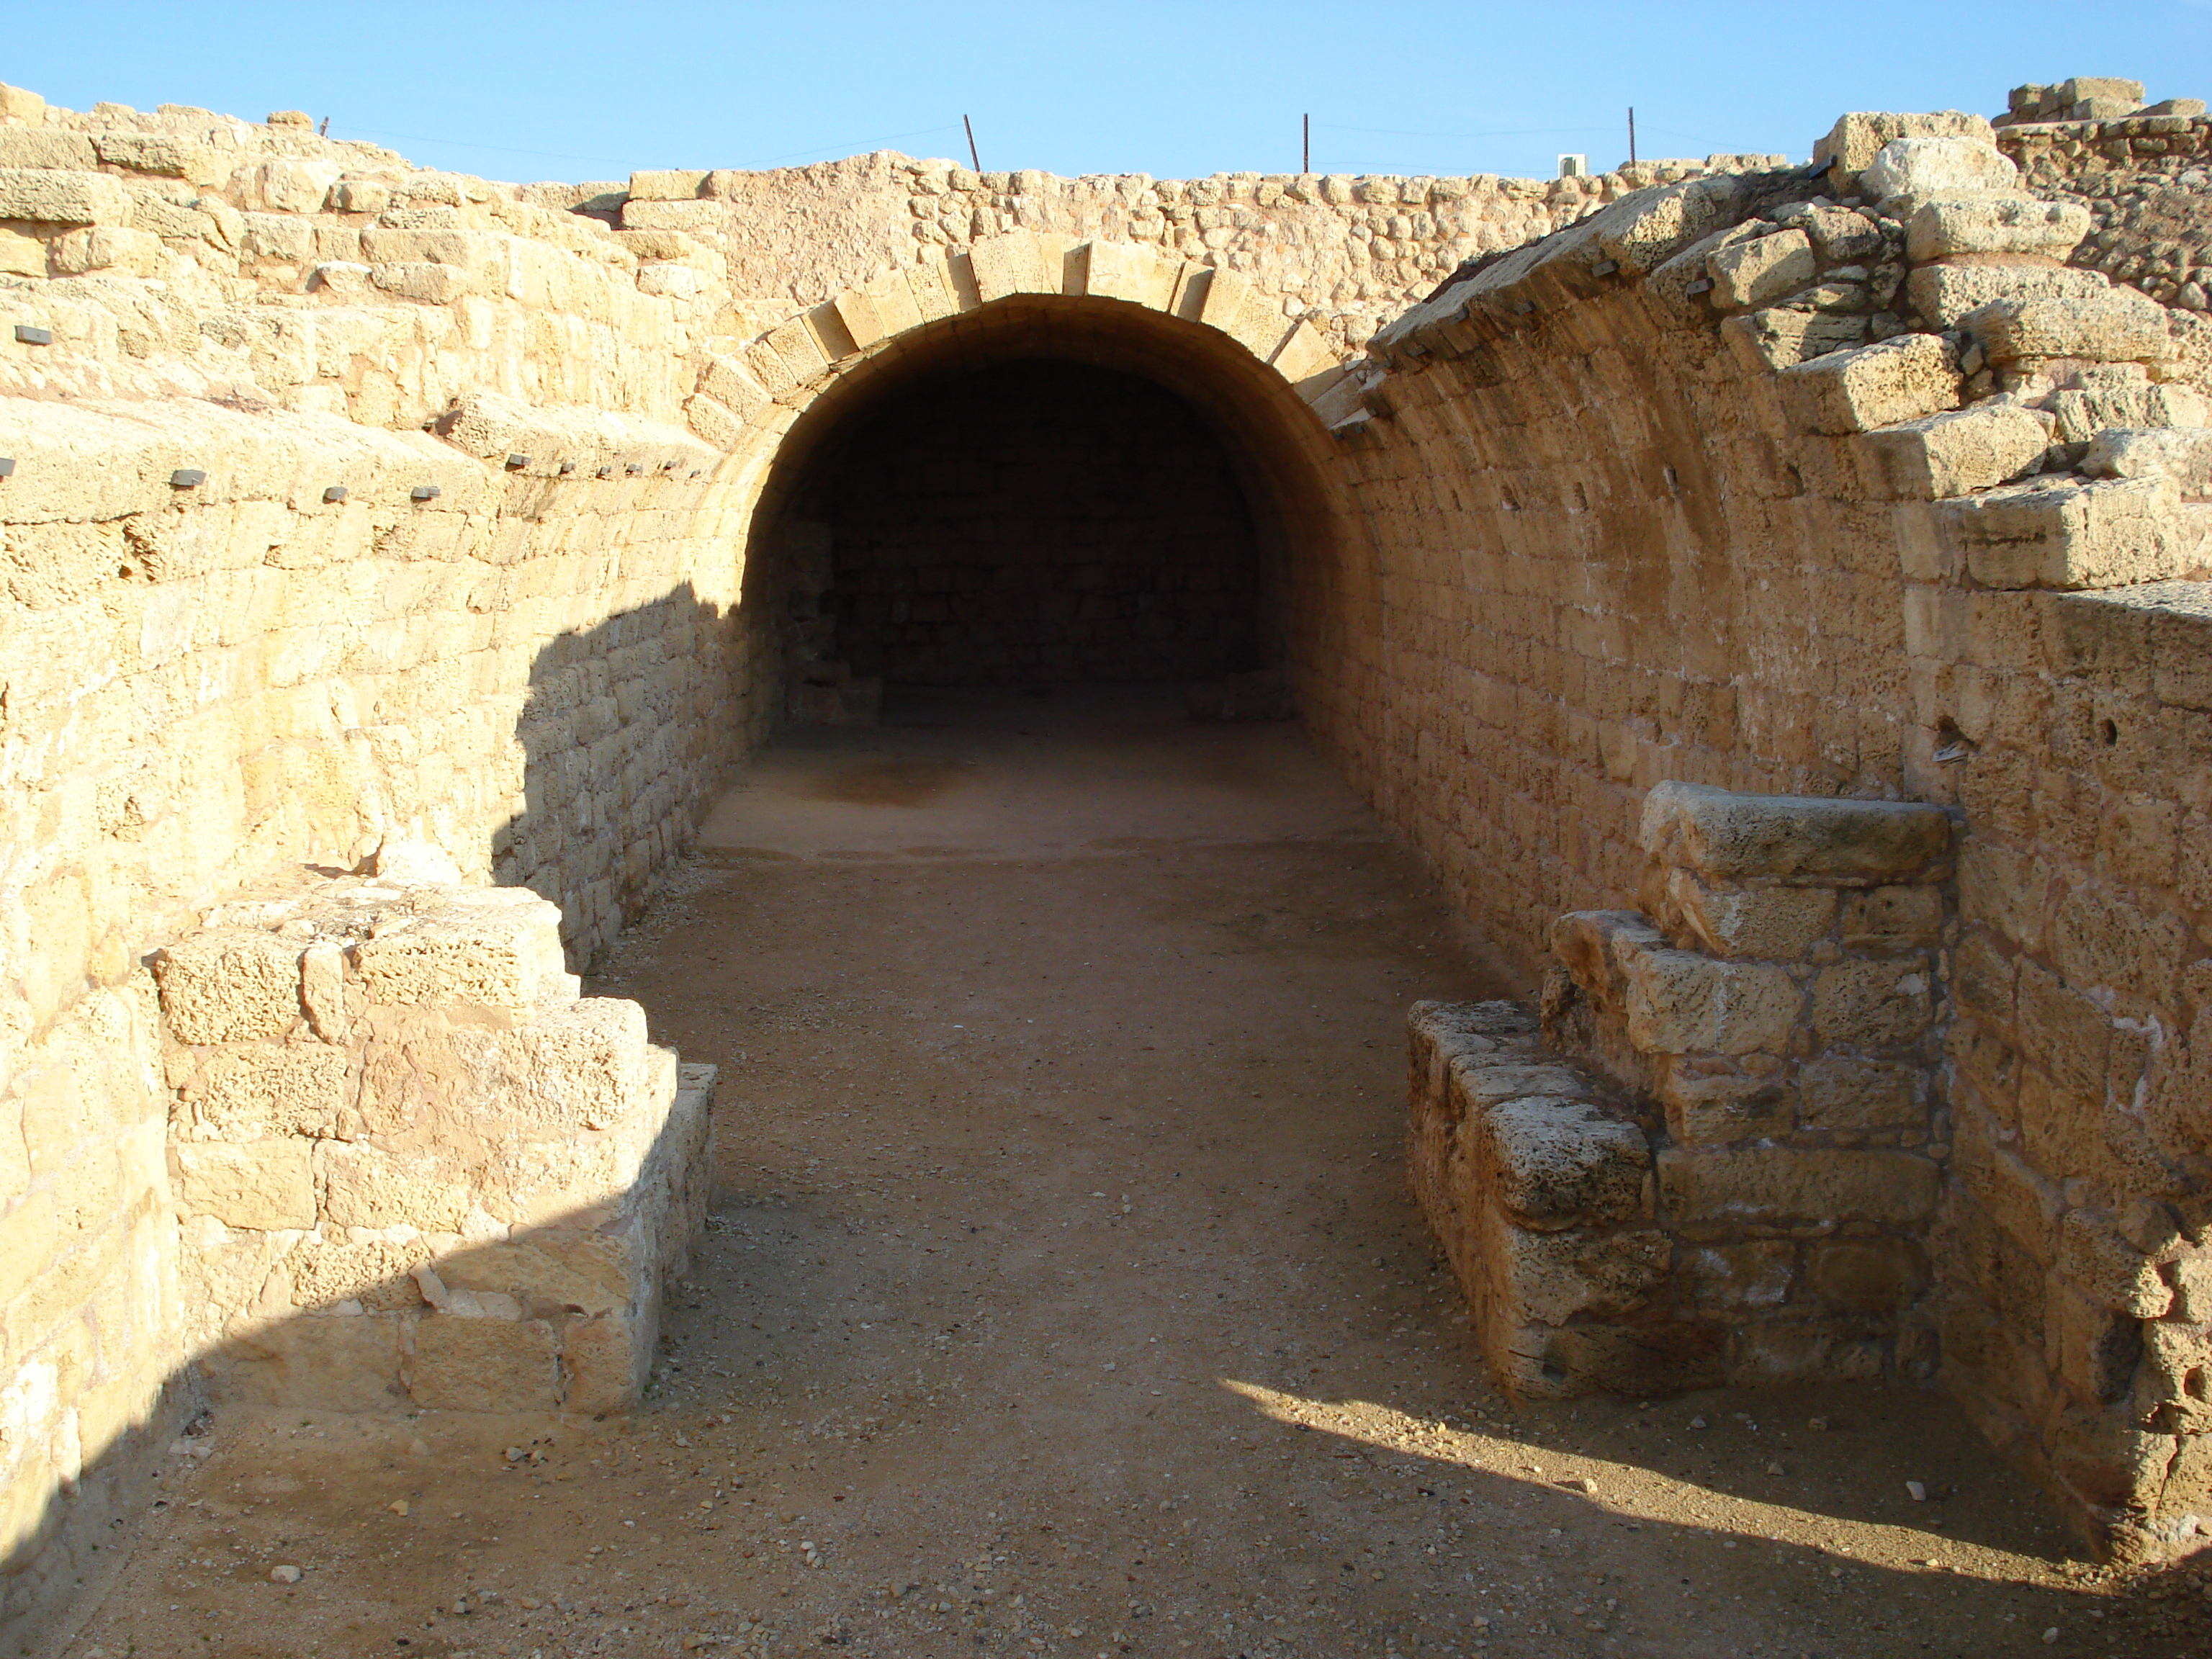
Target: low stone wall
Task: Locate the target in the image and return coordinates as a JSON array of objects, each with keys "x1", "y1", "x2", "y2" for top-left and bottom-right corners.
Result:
[
  {"x1": 156, "y1": 863, "x2": 712, "y2": 1414},
  {"x1": 1412, "y1": 783, "x2": 1954, "y2": 1397}
]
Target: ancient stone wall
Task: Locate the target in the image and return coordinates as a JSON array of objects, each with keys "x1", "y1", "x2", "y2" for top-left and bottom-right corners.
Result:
[
  {"x1": 1341, "y1": 117, "x2": 2212, "y2": 1560},
  {"x1": 157, "y1": 870, "x2": 712, "y2": 1416}
]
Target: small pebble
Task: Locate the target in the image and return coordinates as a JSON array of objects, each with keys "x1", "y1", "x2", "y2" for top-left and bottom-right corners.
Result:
[
  {"x1": 1906, "y1": 1480, "x2": 1928, "y2": 1502},
  {"x1": 2043, "y1": 1628, "x2": 2059, "y2": 1644},
  {"x1": 269, "y1": 1565, "x2": 302, "y2": 1585},
  {"x1": 387, "y1": 1500, "x2": 409, "y2": 1516},
  {"x1": 1689, "y1": 1416, "x2": 1708, "y2": 1430},
  {"x1": 1766, "y1": 1460, "x2": 1786, "y2": 1476}
]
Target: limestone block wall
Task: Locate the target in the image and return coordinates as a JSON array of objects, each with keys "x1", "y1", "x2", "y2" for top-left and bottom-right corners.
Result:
[
  {"x1": 1336, "y1": 115, "x2": 2212, "y2": 1560},
  {"x1": 0, "y1": 393, "x2": 745, "y2": 1643},
  {"x1": 155, "y1": 871, "x2": 711, "y2": 1416},
  {"x1": 1411, "y1": 783, "x2": 1955, "y2": 1399}
]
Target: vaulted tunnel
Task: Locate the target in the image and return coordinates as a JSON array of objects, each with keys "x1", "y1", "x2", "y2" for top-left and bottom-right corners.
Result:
[{"x1": 738, "y1": 293, "x2": 1354, "y2": 725}]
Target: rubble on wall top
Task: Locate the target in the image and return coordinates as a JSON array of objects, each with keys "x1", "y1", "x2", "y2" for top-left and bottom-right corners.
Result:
[{"x1": 1997, "y1": 76, "x2": 2206, "y2": 129}]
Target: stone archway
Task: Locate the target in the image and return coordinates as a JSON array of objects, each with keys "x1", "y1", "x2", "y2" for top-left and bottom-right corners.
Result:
[{"x1": 678, "y1": 231, "x2": 1375, "y2": 745}]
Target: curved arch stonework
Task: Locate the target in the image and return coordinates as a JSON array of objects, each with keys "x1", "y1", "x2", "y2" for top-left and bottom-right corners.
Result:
[{"x1": 683, "y1": 230, "x2": 1354, "y2": 479}]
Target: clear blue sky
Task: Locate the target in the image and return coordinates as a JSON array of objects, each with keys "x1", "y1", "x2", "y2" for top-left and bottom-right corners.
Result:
[{"x1": 9, "y1": 1, "x2": 2211, "y2": 186}]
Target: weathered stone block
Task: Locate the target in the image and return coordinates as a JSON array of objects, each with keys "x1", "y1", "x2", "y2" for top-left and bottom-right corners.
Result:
[
  {"x1": 1937, "y1": 474, "x2": 2183, "y2": 590},
  {"x1": 2061, "y1": 1209, "x2": 2175, "y2": 1317},
  {"x1": 1905, "y1": 263, "x2": 2113, "y2": 329},
  {"x1": 1488, "y1": 1220, "x2": 1671, "y2": 1326},
  {"x1": 1812, "y1": 956, "x2": 1933, "y2": 1047},
  {"x1": 1658, "y1": 1061, "x2": 1794, "y2": 1145},
  {"x1": 2082, "y1": 427, "x2": 2212, "y2": 497},
  {"x1": 1861, "y1": 136, "x2": 2019, "y2": 209},
  {"x1": 1906, "y1": 195, "x2": 2089, "y2": 263},
  {"x1": 1777, "y1": 333, "x2": 1962, "y2": 436},
  {"x1": 186, "y1": 1044, "x2": 351, "y2": 1140},
  {"x1": 171, "y1": 1140, "x2": 313, "y2": 1230},
  {"x1": 155, "y1": 930, "x2": 303, "y2": 1043},
  {"x1": 1641, "y1": 781, "x2": 1951, "y2": 881},
  {"x1": 1726, "y1": 1319, "x2": 1887, "y2": 1384},
  {"x1": 408, "y1": 1313, "x2": 559, "y2": 1412},
  {"x1": 1679, "y1": 1239, "x2": 1796, "y2": 1310},
  {"x1": 1963, "y1": 289, "x2": 2172, "y2": 367},
  {"x1": 1706, "y1": 230, "x2": 1815, "y2": 312},
  {"x1": 0, "y1": 166, "x2": 130, "y2": 225},
  {"x1": 1622, "y1": 946, "x2": 1799, "y2": 1056},
  {"x1": 1805, "y1": 1236, "x2": 1928, "y2": 1312},
  {"x1": 1797, "y1": 1054, "x2": 1925, "y2": 1130},
  {"x1": 561, "y1": 1312, "x2": 651, "y2": 1414},
  {"x1": 318, "y1": 1142, "x2": 472, "y2": 1231},
  {"x1": 351, "y1": 890, "x2": 565, "y2": 1014},
  {"x1": 1814, "y1": 112, "x2": 1995, "y2": 192},
  {"x1": 1658, "y1": 1146, "x2": 1940, "y2": 1226},
  {"x1": 1861, "y1": 402, "x2": 2055, "y2": 500},
  {"x1": 1511, "y1": 1320, "x2": 1725, "y2": 1398},
  {"x1": 1663, "y1": 868, "x2": 1836, "y2": 959},
  {"x1": 1839, "y1": 886, "x2": 1944, "y2": 950},
  {"x1": 1475, "y1": 1098, "x2": 1650, "y2": 1231},
  {"x1": 221, "y1": 1315, "x2": 404, "y2": 1411}
]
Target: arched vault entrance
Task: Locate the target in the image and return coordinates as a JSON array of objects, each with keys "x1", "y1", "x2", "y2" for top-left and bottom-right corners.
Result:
[{"x1": 703, "y1": 234, "x2": 1362, "y2": 733}]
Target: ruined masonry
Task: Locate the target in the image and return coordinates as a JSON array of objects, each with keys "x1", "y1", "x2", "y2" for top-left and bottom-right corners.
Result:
[{"x1": 9, "y1": 66, "x2": 2212, "y2": 1645}]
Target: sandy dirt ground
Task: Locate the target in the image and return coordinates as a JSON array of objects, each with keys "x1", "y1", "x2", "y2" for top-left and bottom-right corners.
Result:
[{"x1": 55, "y1": 690, "x2": 2212, "y2": 1659}]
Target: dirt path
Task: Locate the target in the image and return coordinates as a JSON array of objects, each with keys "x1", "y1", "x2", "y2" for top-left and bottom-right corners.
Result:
[{"x1": 60, "y1": 691, "x2": 2203, "y2": 1659}]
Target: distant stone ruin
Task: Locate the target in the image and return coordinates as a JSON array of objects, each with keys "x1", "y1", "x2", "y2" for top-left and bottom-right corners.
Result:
[{"x1": 5, "y1": 67, "x2": 2212, "y2": 1643}]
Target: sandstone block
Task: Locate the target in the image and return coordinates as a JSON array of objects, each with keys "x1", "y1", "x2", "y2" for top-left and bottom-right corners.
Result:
[
  {"x1": 1726, "y1": 1320, "x2": 1887, "y2": 1385},
  {"x1": 92, "y1": 132, "x2": 224, "y2": 186},
  {"x1": 627, "y1": 168, "x2": 707, "y2": 202},
  {"x1": 231, "y1": 156, "x2": 339, "y2": 214},
  {"x1": 222, "y1": 1315, "x2": 403, "y2": 1411},
  {"x1": 1658, "y1": 1062, "x2": 1794, "y2": 1145},
  {"x1": 1658, "y1": 1146, "x2": 1940, "y2": 1226},
  {"x1": 184, "y1": 1044, "x2": 351, "y2": 1139},
  {"x1": 1905, "y1": 262, "x2": 2112, "y2": 329},
  {"x1": 1839, "y1": 886, "x2": 1944, "y2": 950},
  {"x1": 1663, "y1": 868, "x2": 1836, "y2": 959},
  {"x1": 0, "y1": 166, "x2": 130, "y2": 225},
  {"x1": 1476, "y1": 1098, "x2": 1650, "y2": 1231},
  {"x1": 1706, "y1": 230, "x2": 1815, "y2": 312},
  {"x1": 1622, "y1": 945, "x2": 1799, "y2": 1056},
  {"x1": 1936, "y1": 473, "x2": 2183, "y2": 590},
  {"x1": 561, "y1": 1312, "x2": 649, "y2": 1413},
  {"x1": 1548, "y1": 909, "x2": 1666, "y2": 1007},
  {"x1": 0, "y1": 128, "x2": 96, "y2": 170},
  {"x1": 369, "y1": 261, "x2": 473, "y2": 303},
  {"x1": 1722, "y1": 305, "x2": 1871, "y2": 374},
  {"x1": 171, "y1": 1139, "x2": 314, "y2": 1229},
  {"x1": 1814, "y1": 112, "x2": 1995, "y2": 192},
  {"x1": 1778, "y1": 333, "x2": 1962, "y2": 436},
  {"x1": 156, "y1": 930, "x2": 305, "y2": 1043},
  {"x1": 1587, "y1": 174, "x2": 1748, "y2": 274},
  {"x1": 1861, "y1": 401, "x2": 2055, "y2": 500},
  {"x1": 1812, "y1": 956, "x2": 1933, "y2": 1047},
  {"x1": 408, "y1": 1313, "x2": 559, "y2": 1412},
  {"x1": 1861, "y1": 136, "x2": 2019, "y2": 209},
  {"x1": 0, "y1": 82, "x2": 48, "y2": 122},
  {"x1": 1906, "y1": 195, "x2": 2090, "y2": 263},
  {"x1": 1489, "y1": 1222, "x2": 1671, "y2": 1326},
  {"x1": 1510, "y1": 1320, "x2": 1725, "y2": 1398},
  {"x1": 1679, "y1": 1239, "x2": 1796, "y2": 1310},
  {"x1": 284, "y1": 1237, "x2": 428, "y2": 1312},
  {"x1": 2061, "y1": 1208, "x2": 2175, "y2": 1317},
  {"x1": 1804, "y1": 1057, "x2": 1928, "y2": 1141},
  {"x1": 1805, "y1": 1236, "x2": 1928, "y2": 1312},
  {"x1": 2082, "y1": 427, "x2": 2212, "y2": 497},
  {"x1": 318, "y1": 1143, "x2": 471, "y2": 1231},
  {"x1": 1963, "y1": 289, "x2": 2171, "y2": 367},
  {"x1": 1640, "y1": 781, "x2": 1952, "y2": 881},
  {"x1": 351, "y1": 890, "x2": 565, "y2": 1014}
]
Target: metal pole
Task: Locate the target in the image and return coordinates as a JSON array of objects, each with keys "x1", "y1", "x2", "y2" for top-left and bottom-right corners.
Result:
[
  {"x1": 1628, "y1": 107, "x2": 1637, "y2": 167},
  {"x1": 963, "y1": 114, "x2": 981, "y2": 173},
  {"x1": 1303, "y1": 113, "x2": 1309, "y2": 174}
]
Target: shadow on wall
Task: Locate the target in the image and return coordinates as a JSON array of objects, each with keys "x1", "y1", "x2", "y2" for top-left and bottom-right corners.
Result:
[
  {"x1": 489, "y1": 582, "x2": 748, "y2": 972},
  {"x1": 2, "y1": 589, "x2": 753, "y2": 1652}
]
